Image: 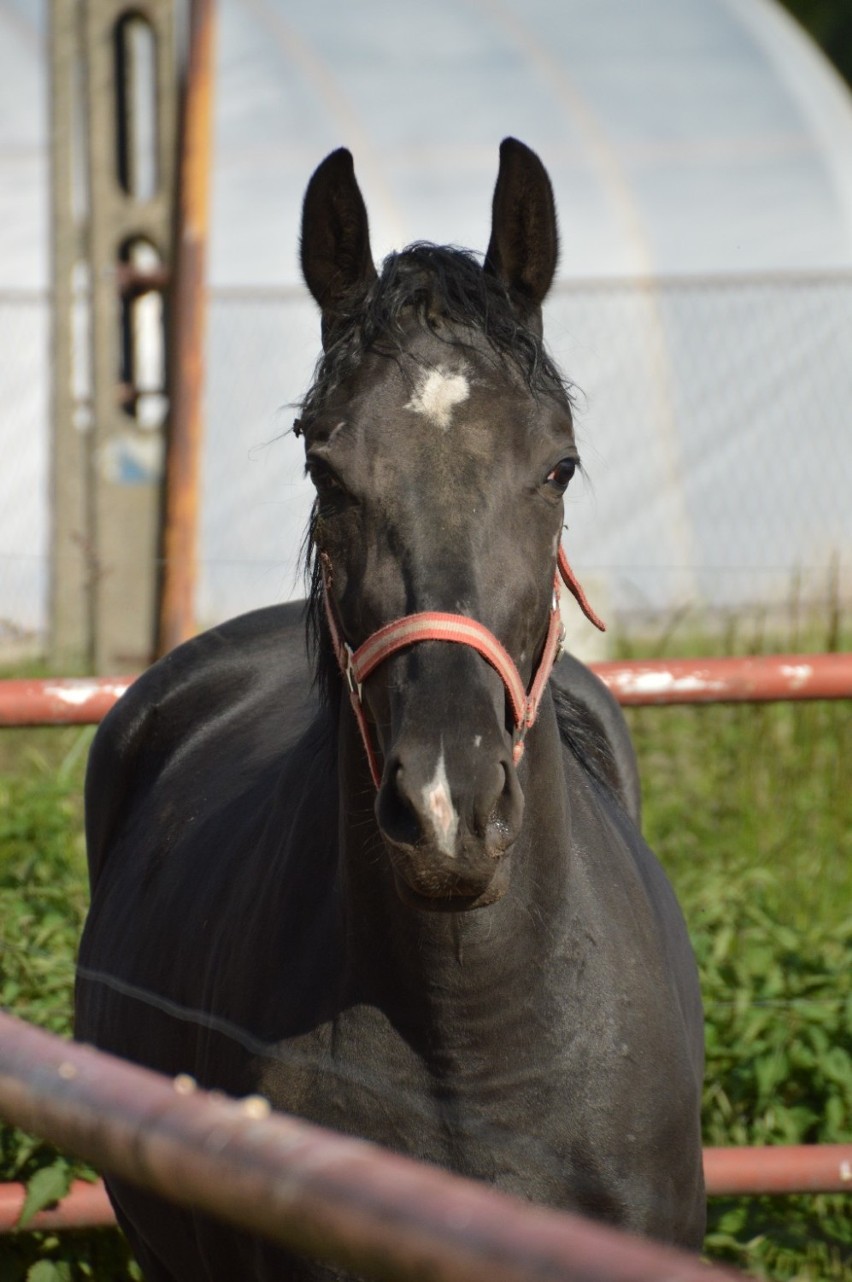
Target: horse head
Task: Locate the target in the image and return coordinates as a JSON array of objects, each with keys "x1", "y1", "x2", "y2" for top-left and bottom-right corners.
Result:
[{"x1": 300, "y1": 140, "x2": 579, "y2": 910}]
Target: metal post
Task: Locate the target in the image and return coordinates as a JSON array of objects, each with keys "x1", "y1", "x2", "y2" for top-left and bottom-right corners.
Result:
[
  {"x1": 85, "y1": 0, "x2": 176, "y2": 672},
  {"x1": 49, "y1": 0, "x2": 177, "y2": 673},
  {"x1": 157, "y1": 0, "x2": 215, "y2": 656}
]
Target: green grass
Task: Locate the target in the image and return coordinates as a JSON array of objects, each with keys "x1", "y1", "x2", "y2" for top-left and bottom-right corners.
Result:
[
  {"x1": 1, "y1": 658, "x2": 851, "y2": 1280},
  {"x1": 628, "y1": 698, "x2": 852, "y2": 933},
  {"x1": 611, "y1": 611, "x2": 852, "y2": 1279},
  {"x1": 0, "y1": 731, "x2": 142, "y2": 1281},
  {"x1": 0, "y1": 733, "x2": 89, "y2": 1025},
  {"x1": 628, "y1": 699, "x2": 852, "y2": 1280}
]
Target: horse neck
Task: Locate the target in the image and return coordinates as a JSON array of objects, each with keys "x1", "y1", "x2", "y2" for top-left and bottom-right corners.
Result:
[{"x1": 335, "y1": 692, "x2": 574, "y2": 1007}]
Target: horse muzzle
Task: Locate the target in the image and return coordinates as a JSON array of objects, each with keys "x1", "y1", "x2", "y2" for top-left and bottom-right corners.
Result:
[
  {"x1": 317, "y1": 545, "x2": 601, "y2": 909},
  {"x1": 375, "y1": 734, "x2": 524, "y2": 908}
]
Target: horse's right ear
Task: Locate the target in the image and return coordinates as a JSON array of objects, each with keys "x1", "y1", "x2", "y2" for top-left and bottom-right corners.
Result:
[{"x1": 300, "y1": 149, "x2": 377, "y2": 343}]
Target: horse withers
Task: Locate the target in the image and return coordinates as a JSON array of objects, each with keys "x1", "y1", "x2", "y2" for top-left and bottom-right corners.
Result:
[{"x1": 76, "y1": 139, "x2": 705, "y2": 1280}]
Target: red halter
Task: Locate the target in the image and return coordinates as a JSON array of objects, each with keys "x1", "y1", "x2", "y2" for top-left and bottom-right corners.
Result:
[{"x1": 321, "y1": 546, "x2": 605, "y2": 789}]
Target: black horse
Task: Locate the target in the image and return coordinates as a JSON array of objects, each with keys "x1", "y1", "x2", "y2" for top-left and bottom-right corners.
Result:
[{"x1": 76, "y1": 139, "x2": 705, "y2": 1280}]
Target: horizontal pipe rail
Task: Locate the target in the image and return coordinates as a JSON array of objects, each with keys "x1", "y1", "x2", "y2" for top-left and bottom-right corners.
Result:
[
  {"x1": 0, "y1": 1011, "x2": 742, "y2": 1281},
  {"x1": 593, "y1": 653, "x2": 852, "y2": 706},
  {"x1": 1, "y1": 652, "x2": 850, "y2": 726},
  {"x1": 4, "y1": 1142, "x2": 851, "y2": 1234},
  {"x1": 0, "y1": 1178, "x2": 114, "y2": 1232},
  {"x1": 0, "y1": 677, "x2": 133, "y2": 725},
  {"x1": 703, "y1": 1145, "x2": 852, "y2": 1196}
]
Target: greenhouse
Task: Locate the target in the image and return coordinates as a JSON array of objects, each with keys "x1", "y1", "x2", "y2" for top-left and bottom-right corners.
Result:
[{"x1": 2, "y1": 0, "x2": 851, "y2": 646}]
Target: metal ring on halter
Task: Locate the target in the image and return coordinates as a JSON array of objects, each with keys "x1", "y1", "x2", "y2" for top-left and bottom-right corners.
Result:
[{"x1": 342, "y1": 645, "x2": 363, "y2": 702}]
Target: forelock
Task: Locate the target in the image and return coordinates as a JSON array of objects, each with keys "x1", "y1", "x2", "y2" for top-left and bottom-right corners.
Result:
[{"x1": 299, "y1": 243, "x2": 574, "y2": 429}]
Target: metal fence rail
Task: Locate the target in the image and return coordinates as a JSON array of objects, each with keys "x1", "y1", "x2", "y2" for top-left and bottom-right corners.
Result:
[
  {"x1": 0, "y1": 1011, "x2": 743, "y2": 1281},
  {"x1": 703, "y1": 1146, "x2": 852, "y2": 1197},
  {"x1": 3, "y1": 1141, "x2": 852, "y2": 1236},
  {"x1": 1, "y1": 652, "x2": 851, "y2": 726},
  {"x1": 591, "y1": 653, "x2": 852, "y2": 705},
  {"x1": 0, "y1": 676, "x2": 134, "y2": 725},
  {"x1": 0, "y1": 1179, "x2": 114, "y2": 1232}
]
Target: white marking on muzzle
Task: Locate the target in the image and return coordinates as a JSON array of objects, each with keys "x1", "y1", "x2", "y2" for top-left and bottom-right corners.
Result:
[
  {"x1": 405, "y1": 365, "x2": 470, "y2": 430},
  {"x1": 421, "y1": 748, "x2": 459, "y2": 857}
]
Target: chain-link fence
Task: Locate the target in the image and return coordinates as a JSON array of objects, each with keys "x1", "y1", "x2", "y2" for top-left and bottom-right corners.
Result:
[
  {"x1": 3, "y1": 271, "x2": 850, "y2": 658},
  {"x1": 545, "y1": 271, "x2": 852, "y2": 633}
]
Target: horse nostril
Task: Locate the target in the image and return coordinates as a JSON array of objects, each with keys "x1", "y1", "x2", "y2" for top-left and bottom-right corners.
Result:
[
  {"x1": 474, "y1": 761, "x2": 506, "y2": 834},
  {"x1": 478, "y1": 755, "x2": 524, "y2": 853},
  {"x1": 377, "y1": 759, "x2": 421, "y2": 850}
]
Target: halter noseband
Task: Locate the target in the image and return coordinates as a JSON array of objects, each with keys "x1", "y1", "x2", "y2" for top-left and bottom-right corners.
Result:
[{"x1": 321, "y1": 547, "x2": 605, "y2": 789}]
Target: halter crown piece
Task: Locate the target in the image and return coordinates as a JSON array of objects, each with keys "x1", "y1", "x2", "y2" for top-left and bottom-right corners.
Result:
[{"x1": 320, "y1": 547, "x2": 606, "y2": 790}]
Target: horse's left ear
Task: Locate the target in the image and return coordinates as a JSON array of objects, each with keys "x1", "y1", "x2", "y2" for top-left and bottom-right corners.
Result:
[
  {"x1": 485, "y1": 138, "x2": 559, "y2": 328},
  {"x1": 301, "y1": 148, "x2": 378, "y2": 345}
]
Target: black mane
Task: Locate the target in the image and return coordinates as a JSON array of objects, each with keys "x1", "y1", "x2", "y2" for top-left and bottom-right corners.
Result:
[{"x1": 301, "y1": 243, "x2": 575, "y2": 711}]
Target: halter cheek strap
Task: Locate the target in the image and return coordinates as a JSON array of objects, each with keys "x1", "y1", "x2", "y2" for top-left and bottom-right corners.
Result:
[
  {"x1": 557, "y1": 546, "x2": 606, "y2": 634},
  {"x1": 320, "y1": 548, "x2": 605, "y2": 789}
]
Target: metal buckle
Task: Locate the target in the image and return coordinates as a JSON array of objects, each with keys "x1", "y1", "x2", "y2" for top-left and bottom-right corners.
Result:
[
  {"x1": 343, "y1": 644, "x2": 363, "y2": 703},
  {"x1": 555, "y1": 622, "x2": 566, "y2": 664}
]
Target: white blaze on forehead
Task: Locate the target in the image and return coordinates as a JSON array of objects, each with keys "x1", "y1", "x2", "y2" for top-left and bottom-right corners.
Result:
[
  {"x1": 405, "y1": 365, "x2": 470, "y2": 430},
  {"x1": 421, "y1": 749, "x2": 459, "y2": 857}
]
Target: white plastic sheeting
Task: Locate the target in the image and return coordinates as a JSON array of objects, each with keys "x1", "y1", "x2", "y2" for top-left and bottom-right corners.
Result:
[{"x1": 2, "y1": 0, "x2": 851, "y2": 637}]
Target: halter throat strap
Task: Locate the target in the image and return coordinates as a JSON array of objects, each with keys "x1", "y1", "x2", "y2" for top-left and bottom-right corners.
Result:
[{"x1": 320, "y1": 548, "x2": 605, "y2": 789}]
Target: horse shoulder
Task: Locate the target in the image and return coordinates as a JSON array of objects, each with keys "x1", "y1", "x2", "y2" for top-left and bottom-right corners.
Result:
[
  {"x1": 560, "y1": 748, "x2": 705, "y2": 1094},
  {"x1": 551, "y1": 653, "x2": 642, "y2": 823},
  {"x1": 84, "y1": 602, "x2": 316, "y2": 890}
]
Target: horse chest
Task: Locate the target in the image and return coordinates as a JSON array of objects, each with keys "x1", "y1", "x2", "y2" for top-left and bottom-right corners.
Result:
[
  {"x1": 254, "y1": 993, "x2": 558, "y2": 1157},
  {"x1": 249, "y1": 962, "x2": 653, "y2": 1208}
]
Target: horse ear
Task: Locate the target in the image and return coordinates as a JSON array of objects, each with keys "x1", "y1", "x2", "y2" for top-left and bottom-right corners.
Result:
[
  {"x1": 484, "y1": 138, "x2": 559, "y2": 325},
  {"x1": 301, "y1": 149, "x2": 377, "y2": 340}
]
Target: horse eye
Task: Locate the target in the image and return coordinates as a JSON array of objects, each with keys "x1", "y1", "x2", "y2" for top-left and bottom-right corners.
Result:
[
  {"x1": 307, "y1": 462, "x2": 354, "y2": 516},
  {"x1": 546, "y1": 458, "x2": 576, "y2": 491},
  {"x1": 307, "y1": 460, "x2": 343, "y2": 492}
]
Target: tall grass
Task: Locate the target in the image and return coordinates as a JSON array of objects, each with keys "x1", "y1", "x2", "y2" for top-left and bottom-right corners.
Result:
[
  {"x1": 1, "y1": 631, "x2": 850, "y2": 1279},
  {"x1": 0, "y1": 728, "x2": 142, "y2": 1280},
  {"x1": 625, "y1": 699, "x2": 852, "y2": 1279},
  {"x1": 617, "y1": 613, "x2": 852, "y2": 1280}
]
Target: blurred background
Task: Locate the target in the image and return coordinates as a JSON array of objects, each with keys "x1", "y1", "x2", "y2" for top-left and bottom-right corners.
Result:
[{"x1": 1, "y1": 0, "x2": 851, "y2": 668}]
